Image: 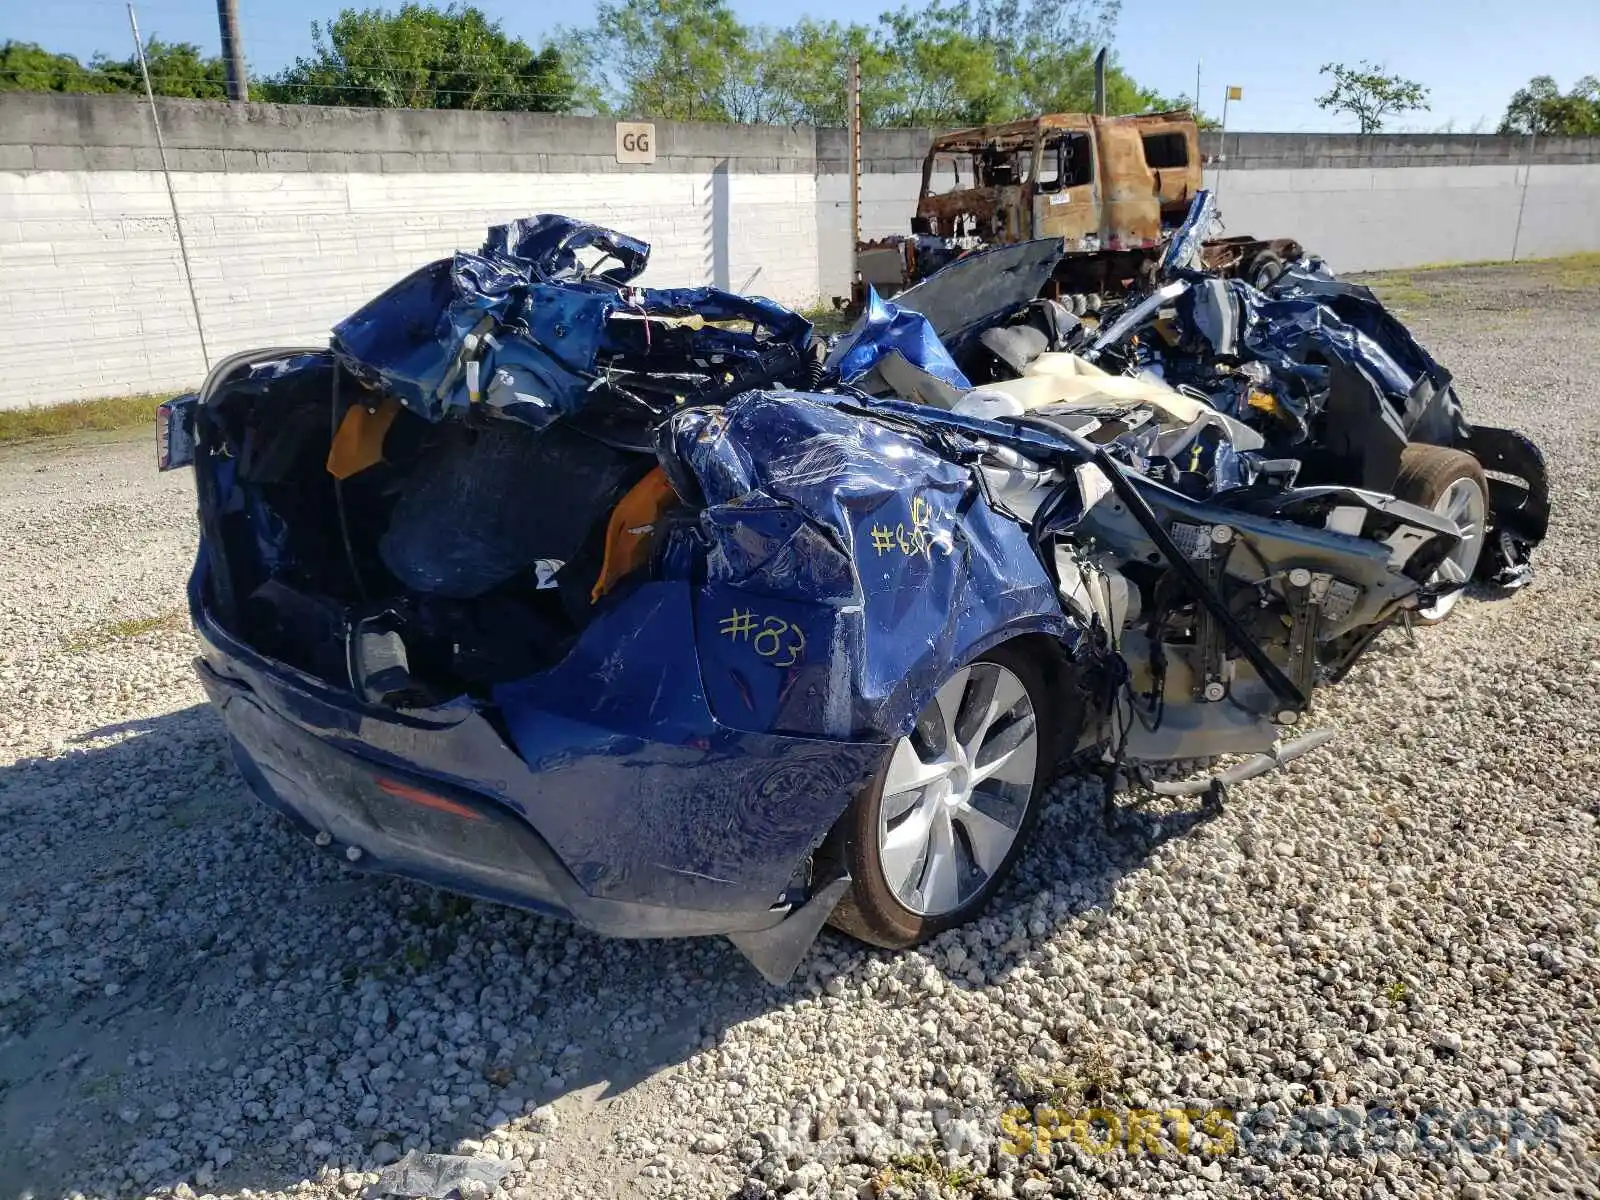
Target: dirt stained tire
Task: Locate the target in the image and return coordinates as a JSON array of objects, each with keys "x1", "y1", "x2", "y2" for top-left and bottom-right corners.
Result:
[
  {"x1": 826, "y1": 641, "x2": 1058, "y2": 950},
  {"x1": 1392, "y1": 444, "x2": 1490, "y2": 625},
  {"x1": 1246, "y1": 251, "x2": 1285, "y2": 291}
]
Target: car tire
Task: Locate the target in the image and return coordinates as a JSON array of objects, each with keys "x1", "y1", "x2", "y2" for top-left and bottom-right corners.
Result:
[
  {"x1": 1392, "y1": 444, "x2": 1490, "y2": 624},
  {"x1": 1246, "y1": 251, "x2": 1285, "y2": 291},
  {"x1": 826, "y1": 641, "x2": 1057, "y2": 950}
]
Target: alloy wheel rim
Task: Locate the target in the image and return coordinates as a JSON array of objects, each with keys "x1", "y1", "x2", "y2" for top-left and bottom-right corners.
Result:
[
  {"x1": 1420, "y1": 477, "x2": 1488, "y2": 620},
  {"x1": 877, "y1": 662, "x2": 1038, "y2": 917}
]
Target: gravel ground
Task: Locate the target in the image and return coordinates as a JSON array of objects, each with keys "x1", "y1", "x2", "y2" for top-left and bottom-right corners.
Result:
[{"x1": 2, "y1": 261, "x2": 1599, "y2": 1200}]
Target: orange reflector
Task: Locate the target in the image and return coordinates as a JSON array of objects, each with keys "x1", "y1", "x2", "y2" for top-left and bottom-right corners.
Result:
[
  {"x1": 591, "y1": 466, "x2": 678, "y2": 604},
  {"x1": 327, "y1": 397, "x2": 400, "y2": 480},
  {"x1": 376, "y1": 778, "x2": 483, "y2": 821}
]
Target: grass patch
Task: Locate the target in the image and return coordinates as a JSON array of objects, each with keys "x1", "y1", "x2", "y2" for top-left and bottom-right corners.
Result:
[
  {"x1": 1361, "y1": 251, "x2": 1600, "y2": 304},
  {"x1": 873, "y1": 1153, "x2": 980, "y2": 1197},
  {"x1": 798, "y1": 301, "x2": 857, "y2": 338},
  {"x1": 0, "y1": 393, "x2": 164, "y2": 445},
  {"x1": 1392, "y1": 250, "x2": 1600, "y2": 276},
  {"x1": 1551, "y1": 254, "x2": 1600, "y2": 287},
  {"x1": 1363, "y1": 275, "x2": 1434, "y2": 309},
  {"x1": 65, "y1": 609, "x2": 188, "y2": 652}
]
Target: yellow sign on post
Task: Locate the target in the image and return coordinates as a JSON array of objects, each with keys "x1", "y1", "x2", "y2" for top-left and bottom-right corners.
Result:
[{"x1": 1226, "y1": 86, "x2": 1243, "y2": 101}]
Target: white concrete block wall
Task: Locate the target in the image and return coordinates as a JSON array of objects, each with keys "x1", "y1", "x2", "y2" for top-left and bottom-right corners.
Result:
[
  {"x1": 6, "y1": 147, "x2": 1600, "y2": 409},
  {"x1": 1200, "y1": 163, "x2": 1600, "y2": 272},
  {"x1": 816, "y1": 173, "x2": 924, "y2": 301},
  {"x1": 0, "y1": 169, "x2": 821, "y2": 407}
]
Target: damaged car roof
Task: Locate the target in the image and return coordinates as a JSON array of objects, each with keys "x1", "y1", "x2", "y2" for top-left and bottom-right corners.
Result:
[{"x1": 329, "y1": 214, "x2": 817, "y2": 440}]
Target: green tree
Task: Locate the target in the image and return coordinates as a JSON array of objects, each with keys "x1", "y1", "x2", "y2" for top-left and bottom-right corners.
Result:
[
  {"x1": 873, "y1": 6, "x2": 1008, "y2": 126},
  {"x1": 0, "y1": 42, "x2": 113, "y2": 93},
  {"x1": 91, "y1": 40, "x2": 229, "y2": 99},
  {"x1": 589, "y1": 0, "x2": 713, "y2": 120},
  {"x1": 588, "y1": 0, "x2": 766, "y2": 122},
  {"x1": 264, "y1": 4, "x2": 575, "y2": 111},
  {"x1": 581, "y1": 0, "x2": 1179, "y2": 129},
  {"x1": 1315, "y1": 60, "x2": 1430, "y2": 133},
  {"x1": 1499, "y1": 74, "x2": 1600, "y2": 136},
  {"x1": 0, "y1": 38, "x2": 227, "y2": 98},
  {"x1": 4, "y1": 0, "x2": 1190, "y2": 126},
  {"x1": 750, "y1": 20, "x2": 882, "y2": 126}
]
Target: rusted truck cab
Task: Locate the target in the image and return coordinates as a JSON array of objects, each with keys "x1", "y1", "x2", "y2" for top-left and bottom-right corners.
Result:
[
  {"x1": 914, "y1": 112, "x2": 1203, "y2": 253},
  {"x1": 847, "y1": 110, "x2": 1299, "y2": 310}
]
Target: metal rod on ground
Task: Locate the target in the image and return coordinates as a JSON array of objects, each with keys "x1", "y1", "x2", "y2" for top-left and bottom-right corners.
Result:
[
  {"x1": 1510, "y1": 129, "x2": 1536, "y2": 262},
  {"x1": 1093, "y1": 48, "x2": 1107, "y2": 117},
  {"x1": 215, "y1": 0, "x2": 249, "y2": 101},
  {"x1": 847, "y1": 54, "x2": 861, "y2": 253},
  {"x1": 128, "y1": 2, "x2": 210, "y2": 372}
]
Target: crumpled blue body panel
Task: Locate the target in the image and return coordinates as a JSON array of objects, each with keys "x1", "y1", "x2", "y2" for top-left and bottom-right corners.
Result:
[
  {"x1": 328, "y1": 214, "x2": 812, "y2": 430},
  {"x1": 478, "y1": 386, "x2": 1076, "y2": 909},
  {"x1": 650, "y1": 391, "x2": 1069, "y2": 742},
  {"x1": 1165, "y1": 272, "x2": 1468, "y2": 447},
  {"x1": 488, "y1": 581, "x2": 886, "y2": 909},
  {"x1": 1233, "y1": 288, "x2": 1415, "y2": 399},
  {"x1": 1162, "y1": 188, "x2": 1215, "y2": 275},
  {"x1": 825, "y1": 287, "x2": 972, "y2": 391},
  {"x1": 480, "y1": 214, "x2": 650, "y2": 285},
  {"x1": 1261, "y1": 268, "x2": 1467, "y2": 444}
]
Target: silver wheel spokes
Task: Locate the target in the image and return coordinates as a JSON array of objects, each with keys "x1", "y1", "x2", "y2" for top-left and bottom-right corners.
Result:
[
  {"x1": 878, "y1": 662, "x2": 1038, "y2": 917},
  {"x1": 1421, "y1": 477, "x2": 1488, "y2": 619}
]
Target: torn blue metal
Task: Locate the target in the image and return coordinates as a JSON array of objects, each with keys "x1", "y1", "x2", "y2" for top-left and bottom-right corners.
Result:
[
  {"x1": 328, "y1": 214, "x2": 813, "y2": 431},
  {"x1": 1091, "y1": 197, "x2": 1548, "y2": 583},
  {"x1": 183, "y1": 369, "x2": 1077, "y2": 955},
  {"x1": 480, "y1": 214, "x2": 650, "y2": 285},
  {"x1": 1261, "y1": 268, "x2": 1467, "y2": 445},
  {"x1": 190, "y1": 374, "x2": 1078, "y2": 929},
  {"x1": 1152, "y1": 195, "x2": 1467, "y2": 447},
  {"x1": 1160, "y1": 187, "x2": 1215, "y2": 276},
  {"x1": 824, "y1": 287, "x2": 972, "y2": 391},
  {"x1": 650, "y1": 391, "x2": 1069, "y2": 741}
]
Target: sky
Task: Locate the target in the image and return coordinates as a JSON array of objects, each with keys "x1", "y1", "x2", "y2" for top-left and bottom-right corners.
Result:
[{"x1": 6, "y1": 0, "x2": 1598, "y2": 133}]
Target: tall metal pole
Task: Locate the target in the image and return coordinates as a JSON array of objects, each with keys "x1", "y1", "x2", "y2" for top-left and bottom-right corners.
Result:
[
  {"x1": 1216, "y1": 89, "x2": 1231, "y2": 203},
  {"x1": 216, "y1": 0, "x2": 249, "y2": 101},
  {"x1": 1093, "y1": 47, "x2": 1107, "y2": 117},
  {"x1": 129, "y1": 3, "x2": 211, "y2": 371},
  {"x1": 847, "y1": 55, "x2": 861, "y2": 251},
  {"x1": 1194, "y1": 58, "x2": 1202, "y2": 117},
  {"x1": 1510, "y1": 129, "x2": 1536, "y2": 261}
]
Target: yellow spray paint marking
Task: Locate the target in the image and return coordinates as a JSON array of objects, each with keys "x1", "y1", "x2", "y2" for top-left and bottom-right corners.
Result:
[
  {"x1": 719, "y1": 609, "x2": 806, "y2": 668},
  {"x1": 870, "y1": 493, "x2": 951, "y2": 559}
]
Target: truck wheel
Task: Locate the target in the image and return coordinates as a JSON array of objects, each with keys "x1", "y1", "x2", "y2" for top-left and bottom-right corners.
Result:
[
  {"x1": 1247, "y1": 252, "x2": 1285, "y2": 291},
  {"x1": 1393, "y1": 445, "x2": 1489, "y2": 624},
  {"x1": 827, "y1": 642, "x2": 1055, "y2": 949}
]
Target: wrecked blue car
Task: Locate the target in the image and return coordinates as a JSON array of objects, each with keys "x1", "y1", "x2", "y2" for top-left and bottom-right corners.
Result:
[{"x1": 159, "y1": 214, "x2": 1545, "y2": 981}]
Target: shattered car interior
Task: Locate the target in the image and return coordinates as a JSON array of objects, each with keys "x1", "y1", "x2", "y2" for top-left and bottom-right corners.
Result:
[{"x1": 163, "y1": 202, "x2": 1549, "y2": 982}]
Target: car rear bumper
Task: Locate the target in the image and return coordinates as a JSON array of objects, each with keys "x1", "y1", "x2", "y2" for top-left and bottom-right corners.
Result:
[
  {"x1": 205, "y1": 660, "x2": 633, "y2": 928},
  {"x1": 189, "y1": 565, "x2": 885, "y2": 941}
]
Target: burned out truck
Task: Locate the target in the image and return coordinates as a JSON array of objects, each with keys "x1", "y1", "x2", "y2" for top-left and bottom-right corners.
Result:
[{"x1": 853, "y1": 111, "x2": 1303, "y2": 312}]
